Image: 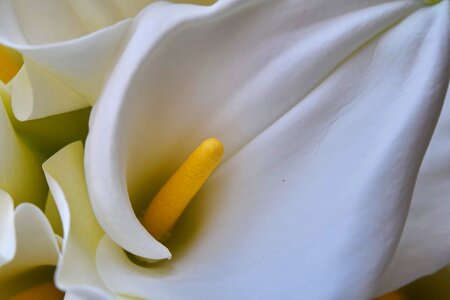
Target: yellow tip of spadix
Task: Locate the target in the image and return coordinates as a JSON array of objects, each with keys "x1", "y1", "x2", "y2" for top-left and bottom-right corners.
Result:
[
  {"x1": 0, "y1": 45, "x2": 22, "y2": 83},
  {"x1": 143, "y1": 138, "x2": 224, "y2": 241}
]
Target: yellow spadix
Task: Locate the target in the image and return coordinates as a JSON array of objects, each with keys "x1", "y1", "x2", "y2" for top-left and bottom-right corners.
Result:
[{"x1": 143, "y1": 138, "x2": 224, "y2": 241}]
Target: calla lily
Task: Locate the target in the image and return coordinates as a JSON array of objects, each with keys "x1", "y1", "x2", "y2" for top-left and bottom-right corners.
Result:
[{"x1": 84, "y1": 0, "x2": 450, "y2": 299}]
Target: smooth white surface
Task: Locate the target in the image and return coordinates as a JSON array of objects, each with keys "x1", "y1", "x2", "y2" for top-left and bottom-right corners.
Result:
[{"x1": 86, "y1": 0, "x2": 450, "y2": 299}]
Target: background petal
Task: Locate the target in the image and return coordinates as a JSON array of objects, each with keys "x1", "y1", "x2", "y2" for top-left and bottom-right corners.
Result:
[
  {"x1": 0, "y1": 190, "x2": 15, "y2": 267},
  {"x1": 0, "y1": 0, "x2": 152, "y2": 119},
  {"x1": 0, "y1": 0, "x2": 216, "y2": 120},
  {"x1": 11, "y1": 62, "x2": 90, "y2": 121},
  {"x1": 6, "y1": 21, "x2": 129, "y2": 119},
  {"x1": 10, "y1": 106, "x2": 90, "y2": 159},
  {"x1": 0, "y1": 0, "x2": 151, "y2": 44},
  {"x1": 43, "y1": 142, "x2": 109, "y2": 295},
  {"x1": 0, "y1": 202, "x2": 59, "y2": 299},
  {"x1": 44, "y1": 192, "x2": 63, "y2": 237},
  {"x1": 0, "y1": 80, "x2": 89, "y2": 206},
  {"x1": 0, "y1": 81, "x2": 47, "y2": 206},
  {"x1": 89, "y1": 0, "x2": 449, "y2": 299}
]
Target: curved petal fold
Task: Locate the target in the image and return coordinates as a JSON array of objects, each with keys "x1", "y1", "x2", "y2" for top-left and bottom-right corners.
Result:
[
  {"x1": 0, "y1": 82, "x2": 47, "y2": 206},
  {"x1": 44, "y1": 191, "x2": 63, "y2": 237},
  {"x1": 43, "y1": 141, "x2": 109, "y2": 295},
  {"x1": 11, "y1": 62, "x2": 89, "y2": 121}
]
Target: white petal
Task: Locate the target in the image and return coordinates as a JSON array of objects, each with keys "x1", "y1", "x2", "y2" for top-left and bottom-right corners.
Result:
[
  {"x1": 11, "y1": 62, "x2": 89, "y2": 121},
  {"x1": 0, "y1": 0, "x2": 152, "y2": 119},
  {"x1": 0, "y1": 190, "x2": 15, "y2": 267},
  {"x1": 377, "y1": 87, "x2": 450, "y2": 292},
  {"x1": 90, "y1": 0, "x2": 449, "y2": 298},
  {"x1": 86, "y1": 0, "x2": 419, "y2": 262},
  {"x1": 0, "y1": 202, "x2": 59, "y2": 298},
  {"x1": 43, "y1": 141, "x2": 109, "y2": 294},
  {"x1": 0, "y1": 81, "x2": 47, "y2": 206}
]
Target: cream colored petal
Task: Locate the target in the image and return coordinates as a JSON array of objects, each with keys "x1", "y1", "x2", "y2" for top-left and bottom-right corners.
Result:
[
  {"x1": 0, "y1": 190, "x2": 15, "y2": 267},
  {"x1": 1, "y1": 0, "x2": 219, "y2": 120},
  {"x1": 11, "y1": 106, "x2": 90, "y2": 158},
  {"x1": 11, "y1": 62, "x2": 89, "y2": 121},
  {"x1": 0, "y1": 202, "x2": 59, "y2": 299},
  {"x1": 6, "y1": 19, "x2": 130, "y2": 119},
  {"x1": 0, "y1": 81, "x2": 47, "y2": 206},
  {"x1": 0, "y1": 0, "x2": 152, "y2": 44},
  {"x1": 91, "y1": 0, "x2": 449, "y2": 299},
  {"x1": 43, "y1": 141, "x2": 110, "y2": 295},
  {"x1": 0, "y1": 0, "x2": 150, "y2": 119}
]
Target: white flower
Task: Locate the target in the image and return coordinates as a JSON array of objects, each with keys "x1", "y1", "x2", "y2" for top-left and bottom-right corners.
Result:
[{"x1": 82, "y1": 0, "x2": 450, "y2": 299}]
